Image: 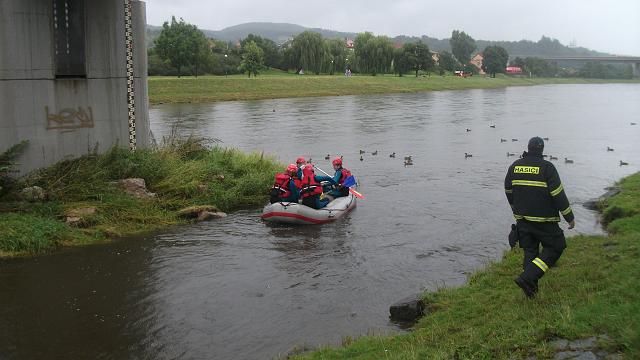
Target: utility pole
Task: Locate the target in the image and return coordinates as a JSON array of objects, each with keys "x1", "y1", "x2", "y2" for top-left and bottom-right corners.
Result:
[{"x1": 224, "y1": 54, "x2": 228, "y2": 77}]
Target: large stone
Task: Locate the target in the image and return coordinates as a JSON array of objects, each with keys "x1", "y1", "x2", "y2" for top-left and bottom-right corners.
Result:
[
  {"x1": 572, "y1": 352, "x2": 597, "y2": 360},
  {"x1": 582, "y1": 199, "x2": 600, "y2": 211},
  {"x1": 64, "y1": 207, "x2": 97, "y2": 227},
  {"x1": 177, "y1": 205, "x2": 220, "y2": 218},
  {"x1": 604, "y1": 354, "x2": 623, "y2": 360},
  {"x1": 64, "y1": 206, "x2": 97, "y2": 227},
  {"x1": 602, "y1": 187, "x2": 621, "y2": 198},
  {"x1": 583, "y1": 187, "x2": 620, "y2": 210},
  {"x1": 554, "y1": 351, "x2": 581, "y2": 360},
  {"x1": 20, "y1": 186, "x2": 46, "y2": 202},
  {"x1": 196, "y1": 211, "x2": 227, "y2": 222},
  {"x1": 65, "y1": 207, "x2": 97, "y2": 217},
  {"x1": 389, "y1": 294, "x2": 425, "y2": 322},
  {"x1": 568, "y1": 337, "x2": 597, "y2": 350},
  {"x1": 549, "y1": 339, "x2": 569, "y2": 350},
  {"x1": 114, "y1": 178, "x2": 156, "y2": 200}
]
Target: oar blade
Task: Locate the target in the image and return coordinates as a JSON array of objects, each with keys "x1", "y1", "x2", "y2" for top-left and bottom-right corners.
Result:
[
  {"x1": 349, "y1": 188, "x2": 364, "y2": 199},
  {"x1": 342, "y1": 175, "x2": 356, "y2": 188}
]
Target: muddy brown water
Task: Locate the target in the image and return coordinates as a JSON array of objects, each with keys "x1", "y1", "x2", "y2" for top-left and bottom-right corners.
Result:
[{"x1": 1, "y1": 84, "x2": 639, "y2": 359}]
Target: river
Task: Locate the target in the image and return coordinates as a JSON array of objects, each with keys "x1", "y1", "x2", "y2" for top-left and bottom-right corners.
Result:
[{"x1": 1, "y1": 84, "x2": 639, "y2": 359}]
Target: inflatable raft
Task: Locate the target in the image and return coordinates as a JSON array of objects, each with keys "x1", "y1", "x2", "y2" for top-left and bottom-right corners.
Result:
[{"x1": 261, "y1": 193, "x2": 357, "y2": 225}]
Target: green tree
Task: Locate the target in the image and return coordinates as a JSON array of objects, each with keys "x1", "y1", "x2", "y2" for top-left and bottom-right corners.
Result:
[
  {"x1": 371, "y1": 36, "x2": 394, "y2": 75},
  {"x1": 579, "y1": 62, "x2": 632, "y2": 79},
  {"x1": 208, "y1": 39, "x2": 242, "y2": 76},
  {"x1": 238, "y1": 41, "x2": 264, "y2": 77},
  {"x1": 481, "y1": 45, "x2": 509, "y2": 77},
  {"x1": 511, "y1": 57, "x2": 526, "y2": 69},
  {"x1": 405, "y1": 41, "x2": 434, "y2": 77},
  {"x1": 354, "y1": 32, "x2": 375, "y2": 74},
  {"x1": 190, "y1": 30, "x2": 211, "y2": 77},
  {"x1": 393, "y1": 47, "x2": 410, "y2": 76},
  {"x1": 325, "y1": 38, "x2": 347, "y2": 75},
  {"x1": 523, "y1": 57, "x2": 556, "y2": 77},
  {"x1": 290, "y1": 31, "x2": 326, "y2": 74},
  {"x1": 241, "y1": 34, "x2": 282, "y2": 69},
  {"x1": 354, "y1": 32, "x2": 393, "y2": 76},
  {"x1": 154, "y1": 16, "x2": 210, "y2": 77},
  {"x1": 437, "y1": 51, "x2": 459, "y2": 72},
  {"x1": 147, "y1": 47, "x2": 177, "y2": 76},
  {"x1": 0, "y1": 140, "x2": 28, "y2": 194},
  {"x1": 450, "y1": 30, "x2": 477, "y2": 65}
]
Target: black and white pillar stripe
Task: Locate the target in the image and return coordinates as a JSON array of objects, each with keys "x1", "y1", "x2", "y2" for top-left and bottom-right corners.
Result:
[{"x1": 124, "y1": 0, "x2": 136, "y2": 151}]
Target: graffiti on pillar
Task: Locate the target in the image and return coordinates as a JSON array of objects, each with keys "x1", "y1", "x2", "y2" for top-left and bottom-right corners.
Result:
[{"x1": 45, "y1": 106, "x2": 94, "y2": 130}]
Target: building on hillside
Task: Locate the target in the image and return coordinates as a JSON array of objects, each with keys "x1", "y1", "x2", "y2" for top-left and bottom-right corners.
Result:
[
  {"x1": 0, "y1": 0, "x2": 149, "y2": 175},
  {"x1": 278, "y1": 37, "x2": 294, "y2": 49},
  {"x1": 431, "y1": 52, "x2": 440, "y2": 65},
  {"x1": 345, "y1": 38, "x2": 354, "y2": 49},
  {"x1": 469, "y1": 53, "x2": 485, "y2": 75}
]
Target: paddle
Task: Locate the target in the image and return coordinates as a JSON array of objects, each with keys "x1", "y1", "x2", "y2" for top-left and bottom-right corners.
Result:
[{"x1": 313, "y1": 165, "x2": 364, "y2": 199}]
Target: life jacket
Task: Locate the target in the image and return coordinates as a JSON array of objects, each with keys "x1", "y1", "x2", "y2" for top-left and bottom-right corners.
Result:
[
  {"x1": 338, "y1": 167, "x2": 352, "y2": 185},
  {"x1": 271, "y1": 173, "x2": 293, "y2": 199},
  {"x1": 300, "y1": 167, "x2": 323, "y2": 198}
]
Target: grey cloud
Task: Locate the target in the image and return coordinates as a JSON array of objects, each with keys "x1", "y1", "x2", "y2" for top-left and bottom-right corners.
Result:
[{"x1": 145, "y1": 0, "x2": 640, "y2": 55}]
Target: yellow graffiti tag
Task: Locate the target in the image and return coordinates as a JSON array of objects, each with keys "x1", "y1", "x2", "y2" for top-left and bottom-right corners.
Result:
[
  {"x1": 45, "y1": 106, "x2": 94, "y2": 130},
  {"x1": 514, "y1": 166, "x2": 540, "y2": 174}
]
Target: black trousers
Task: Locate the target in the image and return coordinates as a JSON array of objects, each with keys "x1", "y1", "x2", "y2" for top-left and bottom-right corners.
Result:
[{"x1": 517, "y1": 220, "x2": 566, "y2": 284}]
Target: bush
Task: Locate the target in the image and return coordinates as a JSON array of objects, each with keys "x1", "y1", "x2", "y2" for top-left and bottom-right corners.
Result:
[{"x1": 0, "y1": 140, "x2": 28, "y2": 195}]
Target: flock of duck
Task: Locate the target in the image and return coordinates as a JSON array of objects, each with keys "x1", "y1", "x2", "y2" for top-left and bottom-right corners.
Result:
[
  {"x1": 335, "y1": 121, "x2": 635, "y2": 168},
  {"x1": 342, "y1": 150, "x2": 414, "y2": 166},
  {"x1": 465, "y1": 124, "x2": 633, "y2": 166}
]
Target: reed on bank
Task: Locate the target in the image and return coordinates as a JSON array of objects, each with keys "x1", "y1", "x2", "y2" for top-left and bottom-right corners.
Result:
[{"x1": 0, "y1": 138, "x2": 282, "y2": 257}]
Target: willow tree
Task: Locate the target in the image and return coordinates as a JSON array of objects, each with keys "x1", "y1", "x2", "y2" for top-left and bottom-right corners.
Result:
[
  {"x1": 354, "y1": 32, "x2": 393, "y2": 76},
  {"x1": 354, "y1": 32, "x2": 375, "y2": 74},
  {"x1": 325, "y1": 38, "x2": 347, "y2": 75},
  {"x1": 290, "y1": 31, "x2": 326, "y2": 74}
]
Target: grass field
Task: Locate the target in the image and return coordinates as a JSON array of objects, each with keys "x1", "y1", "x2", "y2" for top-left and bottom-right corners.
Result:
[
  {"x1": 148, "y1": 72, "x2": 640, "y2": 104},
  {"x1": 293, "y1": 173, "x2": 640, "y2": 359}
]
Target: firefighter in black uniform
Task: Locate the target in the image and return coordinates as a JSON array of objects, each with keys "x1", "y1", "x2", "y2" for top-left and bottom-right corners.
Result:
[{"x1": 504, "y1": 137, "x2": 575, "y2": 298}]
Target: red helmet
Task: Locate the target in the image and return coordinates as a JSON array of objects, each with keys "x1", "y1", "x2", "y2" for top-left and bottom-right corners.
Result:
[
  {"x1": 296, "y1": 157, "x2": 306, "y2": 164},
  {"x1": 332, "y1": 157, "x2": 343, "y2": 166},
  {"x1": 286, "y1": 164, "x2": 297, "y2": 174}
]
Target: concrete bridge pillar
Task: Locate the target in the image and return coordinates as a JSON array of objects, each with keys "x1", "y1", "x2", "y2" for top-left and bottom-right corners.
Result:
[{"x1": 633, "y1": 62, "x2": 640, "y2": 78}]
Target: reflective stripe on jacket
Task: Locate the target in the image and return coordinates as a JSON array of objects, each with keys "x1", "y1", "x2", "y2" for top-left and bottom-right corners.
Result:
[{"x1": 504, "y1": 152, "x2": 574, "y2": 223}]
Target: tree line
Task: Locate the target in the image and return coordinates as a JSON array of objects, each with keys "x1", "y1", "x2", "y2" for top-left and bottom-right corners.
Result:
[{"x1": 149, "y1": 17, "x2": 633, "y2": 79}]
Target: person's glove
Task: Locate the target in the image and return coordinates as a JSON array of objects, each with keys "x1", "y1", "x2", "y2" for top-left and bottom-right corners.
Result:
[{"x1": 508, "y1": 224, "x2": 518, "y2": 249}]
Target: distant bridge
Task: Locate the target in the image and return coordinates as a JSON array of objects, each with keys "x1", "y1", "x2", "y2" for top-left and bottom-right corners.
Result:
[{"x1": 511, "y1": 55, "x2": 640, "y2": 77}]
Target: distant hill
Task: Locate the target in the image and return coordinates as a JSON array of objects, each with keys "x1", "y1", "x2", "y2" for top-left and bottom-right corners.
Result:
[
  {"x1": 146, "y1": 22, "x2": 609, "y2": 58},
  {"x1": 146, "y1": 22, "x2": 315, "y2": 48}
]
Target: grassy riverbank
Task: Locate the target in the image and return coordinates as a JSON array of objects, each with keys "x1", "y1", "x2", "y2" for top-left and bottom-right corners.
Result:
[
  {"x1": 0, "y1": 140, "x2": 281, "y2": 257},
  {"x1": 148, "y1": 72, "x2": 640, "y2": 104},
  {"x1": 294, "y1": 173, "x2": 640, "y2": 359}
]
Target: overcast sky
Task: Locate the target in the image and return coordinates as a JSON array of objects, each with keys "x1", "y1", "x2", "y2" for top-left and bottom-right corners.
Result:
[{"x1": 146, "y1": 0, "x2": 640, "y2": 56}]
